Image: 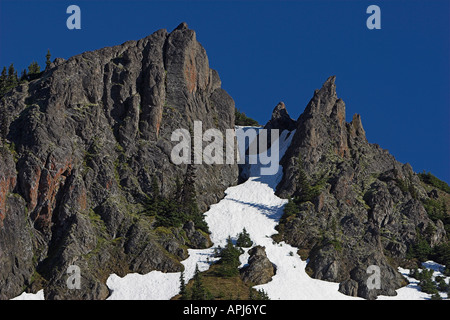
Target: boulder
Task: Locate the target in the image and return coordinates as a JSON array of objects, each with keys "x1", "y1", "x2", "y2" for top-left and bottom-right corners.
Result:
[{"x1": 240, "y1": 246, "x2": 275, "y2": 285}]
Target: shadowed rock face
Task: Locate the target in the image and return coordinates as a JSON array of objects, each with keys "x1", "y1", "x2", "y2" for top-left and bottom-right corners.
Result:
[
  {"x1": 240, "y1": 246, "x2": 275, "y2": 285},
  {"x1": 0, "y1": 22, "x2": 238, "y2": 300},
  {"x1": 264, "y1": 102, "x2": 296, "y2": 132},
  {"x1": 275, "y1": 76, "x2": 446, "y2": 299}
]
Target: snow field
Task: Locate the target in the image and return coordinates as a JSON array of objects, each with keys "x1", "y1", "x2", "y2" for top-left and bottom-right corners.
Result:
[{"x1": 12, "y1": 127, "x2": 449, "y2": 300}]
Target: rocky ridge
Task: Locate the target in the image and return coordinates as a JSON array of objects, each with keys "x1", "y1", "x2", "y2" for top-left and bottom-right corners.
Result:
[
  {"x1": 0, "y1": 23, "x2": 448, "y2": 301},
  {"x1": 0, "y1": 22, "x2": 237, "y2": 299},
  {"x1": 273, "y1": 76, "x2": 447, "y2": 299}
]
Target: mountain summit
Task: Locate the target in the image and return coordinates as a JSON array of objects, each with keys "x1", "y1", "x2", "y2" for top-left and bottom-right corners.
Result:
[
  {"x1": 0, "y1": 23, "x2": 237, "y2": 299},
  {"x1": 276, "y1": 77, "x2": 447, "y2": 299},
  {"x1": 0, "y1": 24, "x2": 448, "y2": 300}
]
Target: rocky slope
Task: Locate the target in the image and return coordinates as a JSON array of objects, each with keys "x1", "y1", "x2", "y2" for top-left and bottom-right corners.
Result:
[
  {"x1": 1, "y1": 23, "x2": 448, "y2": 301},
  {"x1": 274, "y1": 76, "x2": 448, "y2": 299},
  {"x1": 0, "y1": 22, "x2": 238, "y2": 300}
]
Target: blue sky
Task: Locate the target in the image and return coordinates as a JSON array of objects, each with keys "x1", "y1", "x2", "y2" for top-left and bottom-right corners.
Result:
[{"x1": 0, "y1": 0, "x2": 449, "y2": 182}]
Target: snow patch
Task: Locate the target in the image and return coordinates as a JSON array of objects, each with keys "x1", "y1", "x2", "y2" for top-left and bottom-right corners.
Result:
[
  {"x1": 11, "y1": 289, "x2": 44, "y2": 300},
  {"x1": 12, "y1": 127, "x2": 448, "y2": 300}
]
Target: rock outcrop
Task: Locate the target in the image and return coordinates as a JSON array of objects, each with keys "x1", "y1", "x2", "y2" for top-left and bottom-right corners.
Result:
[
  {"x1": 264, "y1": 102, "x2": 296, "y2": 132},
  {"x1": 274, "y1": 76, "x2": 447, "y2": 299},
  {"x1": 240, "y1": 246, "x2": 275, "y2": 285},
  {"x1": 0, "y1": 22, "x2": 238, "y2": 300}
]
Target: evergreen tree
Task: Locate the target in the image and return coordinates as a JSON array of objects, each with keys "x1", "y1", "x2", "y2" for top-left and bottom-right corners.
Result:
[
  {"x1": 295, "y1": 156, "x2": 321, "y2": 203},
  {"x1": 190, "y1": 264, "x2": 209, "y2": 300},
  {"x1": 248, "y1": 288, "x2": 270, "y2": 300},
  {"x1": 418, "y1": 268, "x2": 439, "y2": 295},
  {"x1": 0, "y1": 104, "x2": 8, "y2": 141},
  {"x1": 0, "y1": 67, "x2": 7, "y2": 96},
  {"x1": 236, "y1": 228, "x2": 253, "y2": 248},
  {"x1": 6, "y1": 64, "x2": 18, "y2": 90},
  {"x1": 281, "y1": 197, "x2": 299, "y2": 222},
  {"x1": 0, "y1": 67, "x2": 6, "y2": 83},
  {"x1": 409, "y1": 268, "x2": 419, "y2": 280},
  {"x1": 20, "y1": 69, "x2": 28, "y2": 83},
  {"x1": 217, "y1": 236, "x2": 243, "y2": 277},
  {"x1": 0, "y1": 64, "x2": 19, "y2": 97},
  {"x1": 430, "y1": 293, "x2": 442, "y2": 300},
  {"x1": 28, "y1": 61, "x2": 41, "y2": 76},
  {"x1": 45, "y1": 49, "x2": 52, "y2": 69},
  {"x1": 234, "y1": 108, "x2": 259, "y2": 126},
  {"x1": 256, "y1": 289, "x2": 270, "y2": 300},
  {"x1": 435, "y1": 276, "x2": 449, "y2": 292},
  {"x1": 179, "y1": 272, "x2": 189, "y2": 300}
]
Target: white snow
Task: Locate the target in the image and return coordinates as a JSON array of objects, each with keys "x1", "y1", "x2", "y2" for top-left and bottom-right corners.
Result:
[
  {"x1": 11, "y1": 289, "x2": 44, "y2": 300},
  {"x1": 378, "y1": 261, "x2": 449, "y2": 300},
  {"x1": 203, "y1": 129, "x2": 359, "y2": 300},
  {"x1": 107, "y1": 248, "x2": 218, "y2": 300},
  {"x1": 11, "y1": 127, "x2": 449, "y2": 300},
  {"x1": 105, "y1": 128, "x2": 360, "y2": 300}
]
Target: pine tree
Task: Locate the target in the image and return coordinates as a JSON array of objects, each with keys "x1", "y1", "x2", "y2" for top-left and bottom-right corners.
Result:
[
  {"x1": 0, "y1": 67, "x2": 7, "y2": 96},
  {"x1": 0, "y1": 67, "x2": 6, "y2": 83},
  {"x1": 28, "y1": 61, "x2": 41, "y2": 76},
  {"x1": 217, "y1": 236, "x2": 243, "y2": 277},
  {"x1": 257, "y1": 289, "x2": 270, "y2": 300},
  {"x1": 190, "y1": 264, "x2": 208, "y2": 300},
  {"x1": 0, "y1": 104, "x2": 8, "y2": 141},
  {"x1": 418, "y1": 268, "x2": 439, "y2": 295},
  {"x1": 20, "y1": 69, "x2": 28, "y2": 83},
  {"x1": 281, "y1": 197, "x2": 299, "y2": 222},
  {"x1": 430, "y1": 293, "x2": 442, "y2": 300},
  {"x1": 236, "y1": 228, "x2": 253, "y2": 248},
  {"x1": 179, "y1": 272, "x2": 188, "y2": 300},
  {"x1": 249, "y1": 288, "x2": 270, "y2": 300},
  {"x1": 295, "y1": 155, "x2": 321, "y2": 203},
  {"x1": 45, "y1": 49, "x2": 52, "y2": 69},
  {"x1": 6, "y1": 64, "x2": 18, "y2": 90}
]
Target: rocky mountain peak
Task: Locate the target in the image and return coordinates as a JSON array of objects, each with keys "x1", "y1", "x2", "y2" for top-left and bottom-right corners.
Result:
[
  {"x1": 275, "y1": 76, "x2": 447, "y2": 299},
  {"x1": 0, "y1": 24, "x2": 448, "y2": 302},
  {"x1": 350, "y1": 113, "x2": 366, "y2": 140},
  {"x1": 0, "y1": 23, "x2": 237, "y2": 300},
  {"x1": 304, "y1": 75, "x2": 338, "y2": 117},
  {"x1": 175, "y1": 22, "x2": 189, "y2": 31},
  {"x1": 264, "y1": 101, "x2": 296, "y2": 132}
]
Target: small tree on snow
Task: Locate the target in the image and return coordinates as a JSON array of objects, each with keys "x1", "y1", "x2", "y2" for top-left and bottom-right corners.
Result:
[{"x1": 236, "y1": 228, "x2": 253, "y2": 248}]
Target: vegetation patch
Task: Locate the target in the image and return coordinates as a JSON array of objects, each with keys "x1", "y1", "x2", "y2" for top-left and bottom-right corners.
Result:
[{"x1": 235, "y1": 108, "x2": 259, "y2": 126}]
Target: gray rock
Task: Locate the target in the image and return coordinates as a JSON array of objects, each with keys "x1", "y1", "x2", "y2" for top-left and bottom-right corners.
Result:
[
  {"x1": 240, "y1": 246, "x2": 275, "y2": 285},
  {"x1": 0, "y1": 23, "x2": 237, "y2": 299},
  {"x1": 274, "y1": 76, "x2": 446, "y2": 299},
  {"x1": 264, "y1": 102, "x2": 296, "y2": 132},
  {"x1": 338, "y1": 279, "x2": 359, "y2": 297},
  {"x1": 183, "y1": 221, "x2": 211, "y2": 249}
]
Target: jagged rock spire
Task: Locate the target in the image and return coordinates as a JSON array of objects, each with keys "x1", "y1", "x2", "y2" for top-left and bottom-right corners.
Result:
[
  {"x1": 264, "y1": 101, "x2": 296, "y2": 131},
  {"x1": 304, "y1": 75, "x2": 339, "y2": 117},
  {"x1": 174, "y1": 22, "x2": 189, "y2": 31}
]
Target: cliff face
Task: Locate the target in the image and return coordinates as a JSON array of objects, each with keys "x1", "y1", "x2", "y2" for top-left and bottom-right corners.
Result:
[
  {"x1": 275, "y1": 76, "x2": 447, "y2": 299},
  {"x1": 0, "y1": 22, "x2": 238, "y2": 299},
  {"x1": 0, "y1": 23, "x2": 447, "y2": 301}
]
